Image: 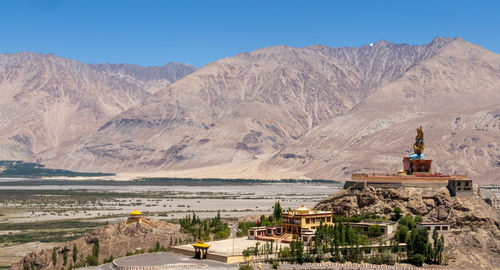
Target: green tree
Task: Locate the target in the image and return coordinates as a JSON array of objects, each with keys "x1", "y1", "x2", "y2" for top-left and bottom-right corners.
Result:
[
  {"x1": 293, "y1": 240, "x2": 304, "y2": 264},
  {"x1": 52, "y1": 247, "x2": 58, "y2": 266},
  {"x1": 242, "y1": 247, "x2": 252, "y2": 263},
  {"x1": 407, "y1": 228, "x2": 430, "y2": 266},
  {"x1": 368, "y1": 225, "x2": 383, "y2": 237},
  {"x1": 395, "y1": 225, "x2": 409, "y2": 243},
  {"x1": 290, "y1": 240, "x2": 305, "y2": 264},
  {"x1": 72, "y1": 244, "x2": 78, "y2": 263},
  {"x1": 92, "y1": 239, "x2": 100, "y2": 261},
  {"x1": 438, "y1": 235, "x2": 445, "y2": 264},
  {"x1": 62, "y1": 246, "x2": 69, "y2": 265},
  {"x1": 432, "y1": 228, "x2": 439, "y2": 263},
  {"x1": 192, "y1": 212, "x2": 197, "y2": 225},
  {"x1": 411, "y1": 254, "x2": 425, "y2": 267},
  {"x1": 398, "y1": 214, "x2": 416, "y2": 230},
  {"x1": 273, "y1": 201, "x2": 282, "y2": 220},
  {"x1": 334, "y1": 239, "x2": 341, "y2": 262},
  {"x1": 216, "y1": 210, "x2": 221, "y2": 225},
  {"x1": 279, "y1": 246, "x2": 291, "y2": 261},
  {"x1": 392, "y1": 207, "x2": 402, "y2": 221},
  {"x1": 415, "y1": 215, "x2": 423, "y2": 223}
]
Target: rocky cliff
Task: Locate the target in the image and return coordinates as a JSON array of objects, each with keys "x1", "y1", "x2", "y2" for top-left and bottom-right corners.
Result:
[
  {"x1": 315, "y1": 186, "x2": 500, "y2": 269},
  {"x1": 9, "y1": 218, "x2": 187, "y2": 270}
]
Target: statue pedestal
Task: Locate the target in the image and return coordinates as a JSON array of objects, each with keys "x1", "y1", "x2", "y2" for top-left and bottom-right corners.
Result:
[{"x1": 403, "y1": 156, "x2": 432, "y2": 175}]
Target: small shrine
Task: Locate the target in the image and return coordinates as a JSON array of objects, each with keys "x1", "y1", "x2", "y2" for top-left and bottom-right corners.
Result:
[
  {"x1": 192, "y1": 241, "x2": 210, "y2": 259},
  {"x1": 127, "y1": 209, "x2": 143, "y2": 224}
]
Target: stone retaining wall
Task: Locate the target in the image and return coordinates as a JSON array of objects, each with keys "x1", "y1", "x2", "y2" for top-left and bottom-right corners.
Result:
[{"x1": 344, "y1": 181, "x2": 449, "y2": 190}]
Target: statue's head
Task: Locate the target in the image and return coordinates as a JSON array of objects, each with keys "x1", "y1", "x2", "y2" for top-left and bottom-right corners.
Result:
[{"x1": 416, "y1": 126, "x2": 423, "y2": 140}]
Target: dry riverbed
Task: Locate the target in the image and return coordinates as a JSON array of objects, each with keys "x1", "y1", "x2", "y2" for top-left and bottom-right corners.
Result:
[{"x1": 0, "y1": 178, "x2": 341, "y2": 268}]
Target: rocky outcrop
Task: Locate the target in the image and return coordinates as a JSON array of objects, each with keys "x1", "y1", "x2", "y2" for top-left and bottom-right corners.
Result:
[
  {"x1": 9, "y1": 218, "x2": 188, "y2": 270},
  {"x1": 315, "y1": 186, "x2": 500, "y2": 269}
]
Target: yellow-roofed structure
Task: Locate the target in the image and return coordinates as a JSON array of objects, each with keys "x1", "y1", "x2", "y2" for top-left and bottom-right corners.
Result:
[
  {"x1": 192, "y1": 241, "x2": 211, "y2": 248},
  {"x1": 130, "y1": 210, "x2": 142, "y2": 216},
  {"x1": 192, "y1": 241, "x2": 210, "y2": 259},
  {"x1": 127, "y1": 209, "x2": 143, "y2": 224},
  {"x1": 294, "y1": 205, "x2": 310, "y2": 214},
  {"x1": 282, "y1": 205, "x2": 333, "y2": 234}
]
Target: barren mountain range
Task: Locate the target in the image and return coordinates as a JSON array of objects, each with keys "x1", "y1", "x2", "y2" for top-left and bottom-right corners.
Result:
[
  {"x1": 1, "y1": 37, "x2": 499, "y2": 183},
  {"x1": 0, "y1": 53, "x2": 194, "y2": 160}
]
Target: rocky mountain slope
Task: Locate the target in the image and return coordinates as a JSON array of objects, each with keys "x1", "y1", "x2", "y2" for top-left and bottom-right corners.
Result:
[
  {"x1": 42, "y1": 37, "x2": 499, "y2": 183},
  {"x1": 315, "y1": 186, "x2": 500, "y2": 269},
  {"x1": 89, "y1": 62, "x2": 196, "y2": 94},
  {"x1": 0, "y1": 53, "x2": 194, "y2": 161},
  {"x1": 271, "y1": 37, "x2": 500, "y2": 183},
  {"x1": 0, "y1": 52, "x2": 149, "y2": 160},
  {"x1": 9, "y1": 218, "x2": 187, "y2": 270}
]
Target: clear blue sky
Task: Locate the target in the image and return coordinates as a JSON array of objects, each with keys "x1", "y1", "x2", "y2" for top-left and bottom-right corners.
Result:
[{"x1": 1, "y1": 0, "x2": 499, "y2": 67}]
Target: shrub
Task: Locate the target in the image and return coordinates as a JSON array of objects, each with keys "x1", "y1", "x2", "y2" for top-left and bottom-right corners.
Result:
[
  {"x1": 103, "y1": 255, "x2": 114, "y2": 264},
  {"x1": 411, "y1": 254, "x2": 425, "y2": 266},
  {"x1": 85, "y1": 255, "x2": 98, "y2": 266}
]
